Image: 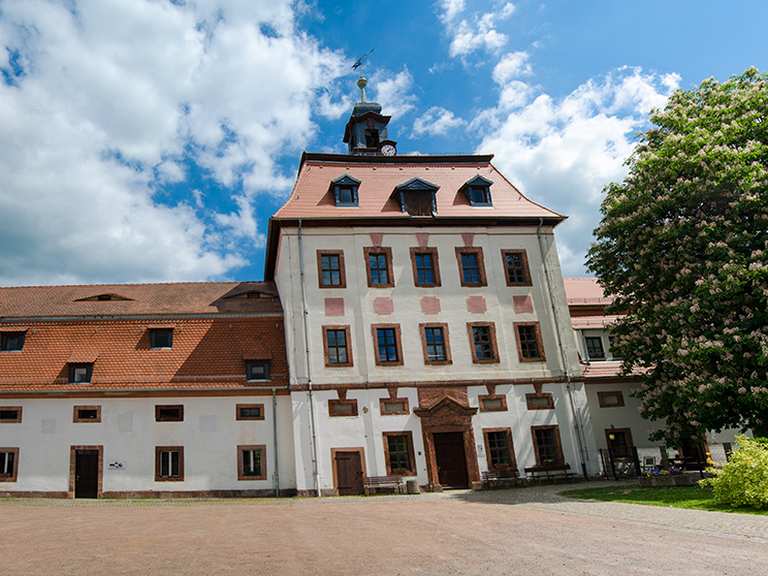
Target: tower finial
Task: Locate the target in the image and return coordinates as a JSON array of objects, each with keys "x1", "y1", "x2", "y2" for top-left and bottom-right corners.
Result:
[{"x1": 356, "y1": 75, "x2": 368, "y2": 103}]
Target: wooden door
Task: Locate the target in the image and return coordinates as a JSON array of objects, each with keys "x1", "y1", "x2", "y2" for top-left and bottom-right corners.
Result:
[
  {"x1": 433, "y1": 432, "x2": 469, "y2": 489},
  {"x1": 606, "y1": 428, "x2": 634, "y2": 459},
  {"x1": 75, "y1": 450, "x2": 99, "y2": 498},
  {"x1": 334, "y1": 451, "x2": 364, "y2": 495}
]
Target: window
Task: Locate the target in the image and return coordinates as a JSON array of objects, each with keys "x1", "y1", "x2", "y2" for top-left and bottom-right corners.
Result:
[
  {"x1": 317, "y1": 250, "x2": 346, "y2": 288},
  {"x1": 0, "y1": 331, "x2": 25, "y2": 352},
  {"x1": 373, "y1": 325, "x2": 403, "y2": 366},
  {"x1": 383, "y1": 432, "x2": 416, "y2": 476},
  {"x1": 501, "y1": 250, "x2": 531, "y2": 286},
  {"x1": 483, "y1": 429, "x2": 516, "y2": 471},
  {"x1": 364, "y1": 247, "x2": 394, "y2": 288},
  {"x1": 155, "y1": 446, "x2": 183, "y2": 481},
  {"x1": 155, "y1": 405, "x2": 184, "y2": 422},
  {"x1": 585, "y1": 336, "x2": 605, "y2": 360},
  {"x1": 328, "y1": 399, "x2": 358, "y2": 417},
  {"x1": 238, "y1": 445, "x2": 267, "y2": 480},
  {"x1": 455, "y1": 248, "x2": 486, "y2": 287},
  {"x1": 479, "y1": 395, "x2": 507, "y2": 412},
  {"x1": 396, "y1": 178, "x2": 439, "y2": 216},
  {"x1": 420, "y1": 323, "x2": 451, "y2": 365},
  {"x1": 68, "y1": 363, "x2": 93, "y2": 384},
  {"x1": 467, "y1": 186, "x2": 492, "y2": 206},
  {"x1": 364, "y1": 128, "x2": 380, "y2": 148},
  {"x1": 323, "y1": 326, "x2": 352, "y2": 367},
  {"x1": 526, "y1": 393, "x2": 554, "y2": 410},
  {"x1": 73, "y1": 405, "x2": 101, "y2": 423},
  {"x1": 149, "y1": 328, "x2": 173, "y2": 349},
  {"x1": 331, "y1": 174, "x2": 360, "y2": 207},
  {"x1": 245, "y1": 360, "x2": 271, "y2": 382},
  {"x1": 606, "y1": 429, "x2": 634, "y2": 459},
  {"x1": 236, "y1": 404, "x2": 265, "y2": 421},
  {"x1": 0, "y1": 407, "x2": 22, "y2": 423},
  {"x1": 531, "y1": 426, "x2": 564, "y2": 467},
  {"x1": 597, "y1": 391, "x2": 625, "y2": 408},
  {"x1": 515, "y1": 323, "x2": 545, "y2": 362},
  {"x1": 468, "y1": 323, "x2": 499, "y2": 363},
  {"x1": 0, "y1": 448, "x2": 19, "y2": 482},
  {"x1": 380, "y1": 398, "x2": 409, "y2": 416},
  {"x1": 410, "y1": 247, "x2": 440, "y2": 287}
]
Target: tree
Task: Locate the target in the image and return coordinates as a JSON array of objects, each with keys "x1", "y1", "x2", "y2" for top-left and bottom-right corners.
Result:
[{"x1": 587, "y1": 68, "x2": 768, "y2": 446}]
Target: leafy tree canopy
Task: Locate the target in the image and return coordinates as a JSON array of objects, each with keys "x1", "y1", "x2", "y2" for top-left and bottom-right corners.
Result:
[{"x1": 588, "y1": 68, "x2": 768, "y2": 444}]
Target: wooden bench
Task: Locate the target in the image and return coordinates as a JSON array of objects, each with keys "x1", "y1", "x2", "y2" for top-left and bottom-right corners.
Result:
[
  {"x1": 481, "y1": 469, "x2": 519, "y2": 489},
  {"x1": 524, "y1": 464, "x2": 576, "y2": 482},
  {"x1": 363, "y1": 475, "x2": 404, "y2": 495}
]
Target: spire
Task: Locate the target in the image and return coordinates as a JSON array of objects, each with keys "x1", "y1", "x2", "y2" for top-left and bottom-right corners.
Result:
[
  {"x1": 342, "y1": 75, "x2": 397, "y2": 157},
  {"x1": 357, "y1": 75, "x2": 368, "y2": 103}
]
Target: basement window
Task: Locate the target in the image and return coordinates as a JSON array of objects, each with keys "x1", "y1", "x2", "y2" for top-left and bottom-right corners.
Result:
[
  {"x1": 380, "y1": 398, "x2": 409, "y2": 416},
  {"x1": 236, "y1": 404, "x2": 265, "y2": 421},
  {"x1": 155, "y1": 405, "x2": 184, "y2": 422},
  {"x1": 0, "y1": 407, "x2": 22, "y2": 423},
  {"x1": 328, "y1": 399, "x2": 358, "y2": 417},
  {"x1": 73, "y1": 406, "x2": 101, "y2": 423},
  {"x1": 526, "y1": 393, "x2": 554, "y2": 410}
]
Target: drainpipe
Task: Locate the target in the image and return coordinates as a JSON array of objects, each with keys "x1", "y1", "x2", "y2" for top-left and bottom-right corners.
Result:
[
  {"x1": 272, "y1": 387, "x2": 280, "y2": 496},
  {"x1": 537, "y1": 218, "x2": 589, "y2": 478},
  {"x1": 298, "y1": 219, "x2": 322, "y2": 497}
]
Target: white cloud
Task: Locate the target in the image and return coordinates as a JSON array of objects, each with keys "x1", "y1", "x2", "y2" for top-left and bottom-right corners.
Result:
[
  {"x1": 492, "y1": 51, "x2": 531, "y2": 84},
  {"x1": 412, "y1": 106, "x2": 465, "y2": 136},
  {"x1": 441, "y1": 2, "x2": 516, "y2": 59},
  {"x1": 371, "y1": 68, "x2": 417, "y2": 118},
  {"x1": 438, "y1": 0, "x2": 466, "y2": 24},
  {"x1": 474, "y1": 67, "x2": 680, "y2": 275},
  {"x1": 0, "y1": 0, "x2": 348, "y2": 285}
]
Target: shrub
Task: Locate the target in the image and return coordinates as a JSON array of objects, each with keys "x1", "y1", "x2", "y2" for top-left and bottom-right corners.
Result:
[{"x1": 701, "y1": 435, "x2": 768, "y2": 509}]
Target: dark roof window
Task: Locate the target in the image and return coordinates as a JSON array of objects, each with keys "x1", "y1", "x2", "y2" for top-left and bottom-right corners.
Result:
[
  {"x1": 395, "y1": 178, "x2": 439, "y2": 217},
  {"x1": 68, "y1": 363, "x2": 93, "y2": 384},
  {"x1": 0, "y1": 331, "x2": 25, "y2": 352},
  {"x1": 462, "y1": 175, "x2": 493, "y2": 207},
  {"x1": 149, "y1": 328, "x2": 174, "y2": 349},
  {"x1": 246, "y1": 360, "x2": 271, "y2": 382},
  {"x1": 331, "y1": 174, "x2": 361, "y2": 207}
]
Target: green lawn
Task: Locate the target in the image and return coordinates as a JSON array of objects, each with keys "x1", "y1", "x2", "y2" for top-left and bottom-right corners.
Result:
[{"x1": 561, "y1": 485, "x2": 768, "y2": 515}]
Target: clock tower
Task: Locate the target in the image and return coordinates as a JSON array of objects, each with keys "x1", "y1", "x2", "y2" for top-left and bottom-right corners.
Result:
[{"x1": 343, "y1": 76, "x2": 397, "y2": 156}]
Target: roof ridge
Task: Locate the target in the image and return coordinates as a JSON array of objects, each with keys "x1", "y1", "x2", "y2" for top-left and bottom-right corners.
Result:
[{"x1": 0, "y1": 280, "x2": 271, "y2": 290}]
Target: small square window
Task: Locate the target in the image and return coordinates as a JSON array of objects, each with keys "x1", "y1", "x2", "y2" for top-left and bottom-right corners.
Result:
[
  {"x1": 155, "y1": 446, "x2": 183, "y2": 481},
  {"x1": 515, "y1": 323, "x2": 545, "y2": 362},
  {"x1": 236, "y1": 404, "x2": 265, "y2": 421},
  {"x1": 598, "y1": 391, "x2": 625, "y2": 408},
  {"x1": 501, "y1": 250, "x2": 531, "y2": 286},
  {"x1": 469, "y1": 323, "x2": 498, "y2": 363},
  {"x1": 68, "y1": 363, "x2": 93, "y2": 384},
  {"x1": 585, "y1": 336, "x2": 605, "y2": 360},
  {"x1": 246, "y1": 360, "x2": 271, "y2": 382},
  {"x1": 238, "y1": 445, "x2": 267, "y2": 480},
  {"x1": 149, "y1": 328, "x2": 173, "y2": 349},
  {"x1": 0, "y1": 407, "x2": 22, "y2": 423},
  {"x1": 479, "y1": 395, "x2": 507, "y2": 412},
  {"x1": 526, "y1": 393, "x2": 554, "y2": 410},
  {"x1": 73, "y1": 406, "x2": 101, "y2": 423},
  {"x1": 380, "y1": 398, "x2": 409, "y2": 415},
  {"x1": 155, "y1": 405, "x2": 184, "y2": 422},
  {"x1": 0, "y1": 448, "x2": 19, "y2": 482},
  {"x1": 0, "y1": 331, "x2": 25, "y2": 352},
  {"x1": 329, "y1": 399, "x2": 358, "y2": 417}
]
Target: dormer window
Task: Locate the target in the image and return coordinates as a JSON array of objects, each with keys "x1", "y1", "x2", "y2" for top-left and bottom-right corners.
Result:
[
  {"x1": 395, "y1": 178, "x2": 439, "y2": 217},
  {"x1": 331, "y1": 174, "x2": 360, "y2": 207},
  {"x1": 74, "y1": 293, "x2": 133, "y2": 302},
  {"x1": 69, "y1": 363, "x2": 93, "y2": 384},
  {"x1": 462, "y1": 175, "x2": 493, "y2": 207},
  {"x1": 149, "y1": 328, "x2": 174, "y2": 349},
  {"x1": 0, "y1": 331, "x2": 25, "y2": 352}
]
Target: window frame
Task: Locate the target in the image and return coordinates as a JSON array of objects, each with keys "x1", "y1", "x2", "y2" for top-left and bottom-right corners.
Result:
[
  {"x1": 501, "y1": 249, "x2": 532, "y2": 286},
  {"x1": 585, "y1": 335, "x2": 606, "y2": 360},
  {"x1": 419, "y1": 323, "x2": 452, "y2": 365},
  {"x1": 148, "y1": 327, "x2": 174, "y2": 349},
  {"x1": 237, "y1": 444, "x2": 267, "y2": 481},
  {"x1": 73, "y1": 405, "x2": 102, "y2": 423},
  {"x1": 0, "y1": 448, "x2": 19, "y2": 482},
  {"x1": 455, "y1": 247, "x2": 487, "y2": 287},
  {"x1": 328, "y1": 398, "x2": 359, "y2": 417},
  {"x1": 317, "y1": 250, "x2": 346, "y2": 289},
  {"x1": 236, "y1": 403, "x2": 265, "y2": 421},
  {"x1": 0, "y1": 406, "x2": 22, "y2": 424},
  {"x1": 245, "y1": 360, "x2": 272, "y2": 382},
  {"x1": 467, "y1": 322, "x2": 500, "y2": 364},
  {"x1": 380, "y1": 397, "x2": 410, "y2": 416},
  {"x1": 597, "y1": 390, "x2": 625, "y2": 408},
  {"x1": 478, "y1": 394, "x2": 508, "y2": 412},
  {"x1": 483, "y1": 428, "x2": 517, "y2": 472},
  {"x1": 68, "y1": 362, "x2": 93, "y2": 384},
  {"x1": 467, "y1": 185, "x2": 493, "y2": 207},
  {"x1": 382, "y1": 431, "x2": 417, "y2": 476},
  {"x1": 526, "y1": 393, "x2": 555, "y2": 410},
  {"x1": 155, "y1": 446, "x2": 184, "y2": 482},
  {"x1": 531, "y1": 425, "x2": 565, "y2": 468},
  {"x1": 322, "y1": 325, "x2": 353, "y2": 367},
  {"x1": 372, "y1": 324, "x2": 404, "y2": 366},
  {"x1": 155, "y1": 404, "x2": 184, "y2": 422},
  {"x1": 0, "y1": 331, "x2": 26, "y2": 352},
  {"x1": 514, "y1": 322, "x2": 546, "y2": 362},
  {"x1": 363, "y1": 247, "x2": 394, "y2": 288},
  {"x1": 409, "y1": 247, "x2": 441, "y2": 288}
]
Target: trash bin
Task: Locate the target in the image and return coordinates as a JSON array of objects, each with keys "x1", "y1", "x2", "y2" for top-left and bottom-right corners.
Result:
[{"x1": 406, "y1": 479, "x2": 420, "y2": 494}]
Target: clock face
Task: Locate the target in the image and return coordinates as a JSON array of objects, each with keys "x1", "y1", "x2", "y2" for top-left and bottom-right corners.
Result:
[{"x1": 380, "y1": 143, "x2": 397, "y2": 156}]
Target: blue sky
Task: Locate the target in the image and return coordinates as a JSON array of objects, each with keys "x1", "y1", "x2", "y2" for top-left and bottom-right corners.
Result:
[{"x1": 0, "y1": 0, "x2": 765, "y2": 285}]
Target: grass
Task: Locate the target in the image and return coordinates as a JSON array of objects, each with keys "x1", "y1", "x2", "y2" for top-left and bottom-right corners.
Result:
[{"x1": 561, "y1": 485, "x2": 768, "y2": 515}]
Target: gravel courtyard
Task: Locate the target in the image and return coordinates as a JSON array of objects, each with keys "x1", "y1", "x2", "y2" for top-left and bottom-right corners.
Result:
[{"x1": 2, "y1": 482, "x2": 767, "y2": 576}]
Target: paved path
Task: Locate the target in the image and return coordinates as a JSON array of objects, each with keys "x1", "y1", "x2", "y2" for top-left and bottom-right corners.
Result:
[{"x1": 2, "y1": 483, "x2": 766, "y2": 575}]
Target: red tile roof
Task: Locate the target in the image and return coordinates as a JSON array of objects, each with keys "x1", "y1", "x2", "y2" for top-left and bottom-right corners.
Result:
[{"x1": 563, "y1": 277, "x2": 612, "y2": 306}]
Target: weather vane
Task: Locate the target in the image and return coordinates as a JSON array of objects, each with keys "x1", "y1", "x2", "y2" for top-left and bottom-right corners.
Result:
[{"x1": 352, "y1": 48, "x2": 374, "y2": 102}]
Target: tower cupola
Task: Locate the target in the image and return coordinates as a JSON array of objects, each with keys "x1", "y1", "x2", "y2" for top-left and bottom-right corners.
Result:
[{"x1": 343, "y1": 75, "x2": 397, "y2": 156}]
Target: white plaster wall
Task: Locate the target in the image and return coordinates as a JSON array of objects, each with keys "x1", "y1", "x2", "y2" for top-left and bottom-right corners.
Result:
[{"x1": 1, "y1": 396, "x2": 296, "y2": 493}]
